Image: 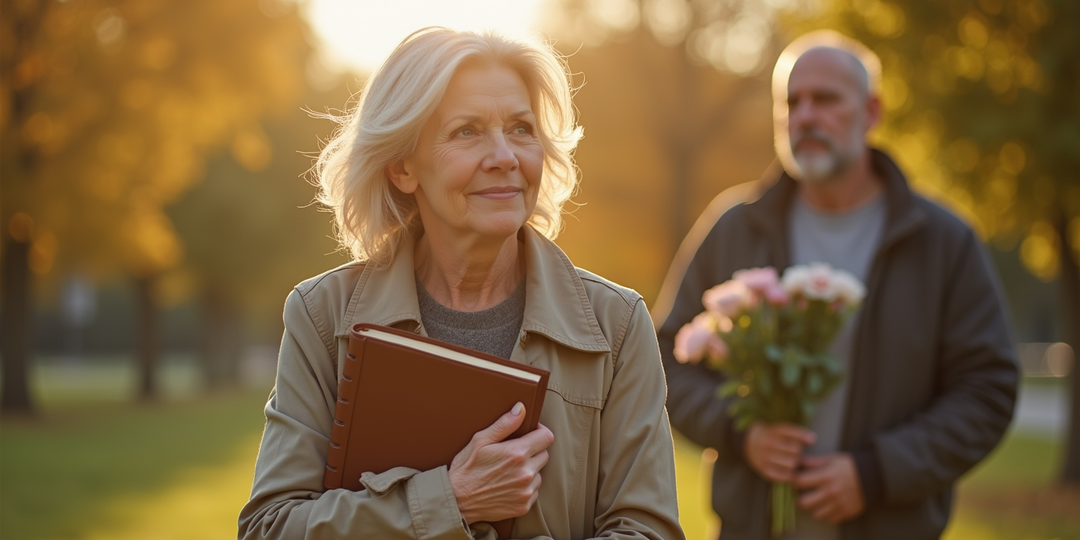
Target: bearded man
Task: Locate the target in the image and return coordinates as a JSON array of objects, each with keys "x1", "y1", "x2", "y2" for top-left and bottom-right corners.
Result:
[{"x1": 654, "y1": 31, "x2": 1018, "y2": 540}]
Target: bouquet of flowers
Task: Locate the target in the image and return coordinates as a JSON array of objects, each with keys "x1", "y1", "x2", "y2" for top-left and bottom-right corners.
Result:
[{"x1": 673, "y1": 263, "x2": 865, "y2": 536}]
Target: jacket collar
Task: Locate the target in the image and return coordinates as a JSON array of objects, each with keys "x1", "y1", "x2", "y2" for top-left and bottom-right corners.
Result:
[
  {"x1": 743, "y1": 148, "x2": 927, "y2": 261},
  {"x1": 338, "y1": 226, "x2": 610, "y2": 353}
]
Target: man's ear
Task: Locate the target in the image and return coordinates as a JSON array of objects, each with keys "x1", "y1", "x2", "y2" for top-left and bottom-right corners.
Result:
[
  {"x1": 864, "y1": 94, "x2": 883, "y2": 133},
  {"x1": 386, "y1": 158, "x2": 417, "y2": 194}
]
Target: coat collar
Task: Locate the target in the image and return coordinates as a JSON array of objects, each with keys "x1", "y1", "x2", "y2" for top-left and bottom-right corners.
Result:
[
  {"x1": 743, "y1": 148, "x2": 927, "y2": 260},
  {"x1": 337, "y1": 226, "x2": 610, "y2": 353}
]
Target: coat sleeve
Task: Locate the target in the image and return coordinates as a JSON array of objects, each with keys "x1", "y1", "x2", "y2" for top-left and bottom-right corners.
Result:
[
  {"x1": 237, "y1": 289, "x2": 473, "y2": 540},
  {"x1": 872, "y1": 229, "x2": 1019, "y2": 505},
  {"x1": 593, "y1": 298, "x2": 685, "y2": 540},
  {"x1": 655, "y1": 220, "x2": 740, "y2": 456}
]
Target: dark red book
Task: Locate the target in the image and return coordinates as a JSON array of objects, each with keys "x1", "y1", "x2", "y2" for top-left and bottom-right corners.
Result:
[{"x1": 324, "y1": 323, "x2": 549, "y2": 539}]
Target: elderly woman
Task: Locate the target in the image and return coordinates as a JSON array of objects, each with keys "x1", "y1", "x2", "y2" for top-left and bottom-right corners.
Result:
[{"x1": 238, "y1": 28, "x2": 683, "y2": 540}]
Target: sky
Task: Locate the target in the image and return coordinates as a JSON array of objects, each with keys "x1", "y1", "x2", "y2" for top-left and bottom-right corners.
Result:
[{"x1": 301, "y1": 0, "x2": 549, "y2": 74}]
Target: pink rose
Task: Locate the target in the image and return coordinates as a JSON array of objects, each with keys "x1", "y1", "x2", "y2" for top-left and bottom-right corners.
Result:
[
  {"x1": 764, "y1": 283, "x2": 789, "y2": 305},
  {"x1": 673, "y1": 313, "x2": 727, "y2": 364},
  {"x1": 732, "y1": 267, "x2": 780, "y2": 294},
  {"x1": 703, "y1": 280, "x2": 754, "y2": 318}
]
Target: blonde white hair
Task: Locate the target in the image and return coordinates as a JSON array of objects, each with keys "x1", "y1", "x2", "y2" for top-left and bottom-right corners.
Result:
[{"x1": 313, "y1": 27, "x2": 582, "y2": 267}]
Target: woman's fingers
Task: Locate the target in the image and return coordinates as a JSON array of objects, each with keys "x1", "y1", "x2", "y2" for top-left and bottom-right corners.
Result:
[
  {"x1": 449, "y1": 417, "x2": 554, "y2": 524},
  {"x1": 515, "y1": 423, "x2": 555, "y2": 455},
  {"x1": 470, "y1": 403, "x2": 528, "y2": 447}
]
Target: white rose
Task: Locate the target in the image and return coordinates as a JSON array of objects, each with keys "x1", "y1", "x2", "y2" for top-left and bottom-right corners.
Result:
[
  {"x1": 832, "y1": 270, "x2": 866, "y2": 306},
  {"x1": 802, "y1": 262, "x2": 838, "y2": 301},
  {"x1": 781, "y1": 266, "x2": 810, "y2": 295}
]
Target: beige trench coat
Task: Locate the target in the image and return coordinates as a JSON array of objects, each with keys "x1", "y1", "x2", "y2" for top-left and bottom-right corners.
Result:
[{"x1": 238, "y1": 226, "x2": 685, "y2": 540}]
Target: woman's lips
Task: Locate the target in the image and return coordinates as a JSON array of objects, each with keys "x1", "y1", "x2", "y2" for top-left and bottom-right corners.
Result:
[{"x1": 473, "y1": 187, "x2": 522, "y2": 200}]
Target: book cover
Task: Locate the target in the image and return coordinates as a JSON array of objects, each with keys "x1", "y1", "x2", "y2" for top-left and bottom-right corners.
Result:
[{"x1": 324, "y1": 322, "x2": 550, "y2": 538}]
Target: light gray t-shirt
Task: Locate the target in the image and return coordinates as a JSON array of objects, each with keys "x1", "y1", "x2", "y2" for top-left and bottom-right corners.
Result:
[
  {"x1": 784, "y1": 192, "x2": 886, "y2": 540},
  {"x1": 416, "y1": 276, "x2": 526, "y2": 360}
]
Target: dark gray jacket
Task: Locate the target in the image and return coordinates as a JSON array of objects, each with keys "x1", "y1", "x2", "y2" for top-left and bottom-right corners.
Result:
[{"x1": 655, "y1": 150, "x2": 1018, "y2": 540}]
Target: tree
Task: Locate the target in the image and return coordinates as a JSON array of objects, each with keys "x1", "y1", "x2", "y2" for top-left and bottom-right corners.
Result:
[
  {"x1": 1, "y1": 0, "x2": 312, "y2": 409},
  {"x1": 545, "y1": 0, "x2": 793, "y2": 271},
  {"x1": 790, "y1": 0, "x2": 1079, "y2": 486},
  {"x1": 167, "y1": 77, "x2": 354, "y2": 391}
]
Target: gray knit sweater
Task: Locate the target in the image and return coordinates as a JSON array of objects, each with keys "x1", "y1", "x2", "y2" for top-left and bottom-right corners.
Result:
[{"x1": 415, "y1": 275, "x2": 526, "y2": 360}]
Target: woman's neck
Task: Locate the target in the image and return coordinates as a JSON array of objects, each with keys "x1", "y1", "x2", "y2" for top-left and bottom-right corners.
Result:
[{"x1": 414, "y1": 231, "x2": 524, "y2": 312}]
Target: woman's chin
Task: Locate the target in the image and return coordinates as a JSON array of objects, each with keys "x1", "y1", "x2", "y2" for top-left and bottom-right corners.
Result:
[{"x1": 466, "y1": 215, "x2": 528, "y2": 240}]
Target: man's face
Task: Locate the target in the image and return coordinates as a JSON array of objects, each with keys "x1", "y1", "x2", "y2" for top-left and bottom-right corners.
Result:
[{"x1": 775, "y1": 48, "x2": 874, "y2": 183}]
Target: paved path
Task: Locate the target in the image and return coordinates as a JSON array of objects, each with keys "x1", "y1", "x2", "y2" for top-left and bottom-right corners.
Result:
[{"x1": 1012, "y1": 381, "x2": 1067, "y2": 438}]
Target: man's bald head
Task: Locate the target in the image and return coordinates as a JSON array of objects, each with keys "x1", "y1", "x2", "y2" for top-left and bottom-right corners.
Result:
[
  {"x1": 794, "y1": 47, "x2": 873, "y2": 97},
  {"x1": 772, "y1": 31, "x2": 882, "y2": 104}
]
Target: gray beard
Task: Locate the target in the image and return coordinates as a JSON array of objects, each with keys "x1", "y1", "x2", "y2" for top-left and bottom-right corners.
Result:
[{"x1": 793, "y1": 150, "x2": 843, "y2": 183}]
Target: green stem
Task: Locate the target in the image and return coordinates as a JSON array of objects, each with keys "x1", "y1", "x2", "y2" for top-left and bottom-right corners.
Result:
[
  {"x1": 770, "y1": 482, "x2": 797, "y2": 537},
  {"x1": 772, "y1": 482, "x2": 781, "y2": 536}
]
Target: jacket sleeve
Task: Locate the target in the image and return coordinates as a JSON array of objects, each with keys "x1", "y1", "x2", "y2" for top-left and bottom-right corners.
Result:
[
  {"x1": 655, "y1": 221, "x2": 741, "y2": 456},
  {"x1": 593, "y1": 298, "x2": 685, "y2": 540},
  {"x1": 871, "y1": 230, "x2": 1019, "y2": 505},
  {"x1": 237, "y1": 289, "x2": 472, "y2": 540}
]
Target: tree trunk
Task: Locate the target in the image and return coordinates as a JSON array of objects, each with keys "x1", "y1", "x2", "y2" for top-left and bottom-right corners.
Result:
[
  {"x1": 1, "y1": 237, "x2": 35, "y2": 415},
  {"x1": 1056, "y1": 212, "x2": 1080, "y2": 485},
  {"x1": 200, "y1": 283, "x2": 242, "y2": 391},
  {"x1": 135, "y1": 276, "x2": 159, "y2": 401}
]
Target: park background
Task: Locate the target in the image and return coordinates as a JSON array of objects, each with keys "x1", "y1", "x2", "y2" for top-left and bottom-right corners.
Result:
[{"x1": 1, "y1": 0, "x2": 1078, "y2": 538}]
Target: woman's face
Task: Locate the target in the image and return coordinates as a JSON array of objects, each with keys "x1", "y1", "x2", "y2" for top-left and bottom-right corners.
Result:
[{"x1": 392, "y1": 63, "x2": 544, "y2": 242}]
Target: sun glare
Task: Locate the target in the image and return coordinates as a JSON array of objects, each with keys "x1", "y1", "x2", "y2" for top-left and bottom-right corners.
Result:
[{"x1": 303, "y1": 0, "x2": 548, "y2": 74}]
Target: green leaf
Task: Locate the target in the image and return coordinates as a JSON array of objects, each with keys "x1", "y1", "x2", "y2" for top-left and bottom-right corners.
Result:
[
  {"x1": 719, "y1": 380, "x2": 742, "y2": 397},
  {"x1": 807, "y1": 372, "x2": 823, "y2": 395},
  {"x1": 765, "y1": 343, "x2": 783, "y2": 362},
  {"x1": 734, "y1": 415, "x2": 755, "y2": 431},
  {"x1": 757, "y1": 373, "x2": 773, "y2": 396},
  {"x1": 781, "y1": 362, "x2": 800, "y2": 387},
  {"x1": 823, "y1": 354, "x2": 843, "y2": 374}
]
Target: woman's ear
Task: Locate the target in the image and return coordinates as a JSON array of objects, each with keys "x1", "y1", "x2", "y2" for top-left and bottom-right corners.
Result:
[{"x1": 386, "y1": 158, "x2": 418, "y2": 194}]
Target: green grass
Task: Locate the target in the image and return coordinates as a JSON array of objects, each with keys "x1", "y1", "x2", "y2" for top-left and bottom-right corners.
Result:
[{"x1": 0, "y1": 390, "x2": 269, "y2": 540}]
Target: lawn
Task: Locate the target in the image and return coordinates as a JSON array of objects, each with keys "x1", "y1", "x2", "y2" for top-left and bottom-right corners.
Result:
[{"x1": 1, "y1": 360, "x2": 1077, "y2": 540}]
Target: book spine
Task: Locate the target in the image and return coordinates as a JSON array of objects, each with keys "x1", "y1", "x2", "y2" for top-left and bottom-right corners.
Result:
[{"x1": 323, "y1": 336, "x2": 365, "y2": 490}]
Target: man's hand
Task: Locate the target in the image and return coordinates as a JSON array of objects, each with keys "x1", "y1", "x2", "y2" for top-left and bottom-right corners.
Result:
[
  {"x1": 448, "y1": 403, "x2": 554, "y2": 525},
  {"x1": 792, "y1": 453, "x2": 865, "y2": 525},
  {"x1": 744, "y1": 422, "x2": 816, "y2": 482}
]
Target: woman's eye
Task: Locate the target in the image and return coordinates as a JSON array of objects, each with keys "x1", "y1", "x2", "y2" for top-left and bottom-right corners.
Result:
[
  {"x1": 513, "y1": 124, "x2": 532, "y2": 135},
  {"x1": 458, "y1": 127, "x2": 474, "y2": 137}
]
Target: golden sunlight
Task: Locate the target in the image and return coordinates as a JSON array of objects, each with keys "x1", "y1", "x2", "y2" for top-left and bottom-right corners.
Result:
[{"x1": 301, "y1": 0, "x2": 548, "y2": 73}]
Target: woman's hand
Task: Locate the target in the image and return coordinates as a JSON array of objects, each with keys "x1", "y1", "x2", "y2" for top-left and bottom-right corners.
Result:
[{"x1": 448, "y1": 403, "x2": 554, "y2": 525}]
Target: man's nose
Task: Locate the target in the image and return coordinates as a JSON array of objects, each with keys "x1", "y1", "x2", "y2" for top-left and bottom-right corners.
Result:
[{"x1": 789, "y1": 98, "x2": 816, "y2": 128}]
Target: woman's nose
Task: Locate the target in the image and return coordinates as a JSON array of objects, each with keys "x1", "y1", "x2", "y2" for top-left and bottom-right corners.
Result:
[{"x1": 482, "y1": 133, "x2": 519, "y2": 172}]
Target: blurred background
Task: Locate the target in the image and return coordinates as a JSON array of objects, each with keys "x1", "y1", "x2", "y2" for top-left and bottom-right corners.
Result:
[{"x1": 1, "y1": 0, "x2": 1077, "y2": 538}]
